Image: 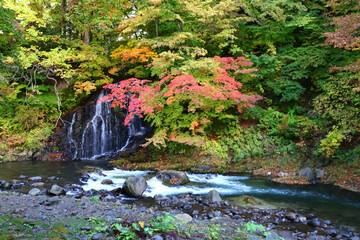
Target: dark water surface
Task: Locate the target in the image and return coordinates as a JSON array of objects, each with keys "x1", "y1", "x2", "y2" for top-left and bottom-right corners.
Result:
[{"x1": 0, "y1": 160, "x2": 359, "y2": 231}]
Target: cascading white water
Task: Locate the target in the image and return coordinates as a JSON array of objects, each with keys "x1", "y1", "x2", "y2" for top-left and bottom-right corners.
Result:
[
  {"x1": 67, "y1": 113, "x2": 77, "y2": 158},
  {"x1": 74, "y1": 90, "x2": 147, "y2": 160},
  {"x1": 77, "y1": 91, "x2": 122, "y2": 159}
]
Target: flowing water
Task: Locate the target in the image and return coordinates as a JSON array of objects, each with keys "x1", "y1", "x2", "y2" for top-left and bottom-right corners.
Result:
[
  {"x1": 0, "y1": 161, "x2": 359, "y2": 230},
  {"x1": 65, "y1": 90, "x2": 147, "y2": 160}
]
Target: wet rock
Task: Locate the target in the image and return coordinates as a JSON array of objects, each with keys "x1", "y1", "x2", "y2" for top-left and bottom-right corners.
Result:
[
  {"x1": 80, "y1": 173, "x2": 90, "y2": 180},
  {"x1": 12, "y1": 179, "x2": 21, "y2": 184},
  {"x1": 29, "y1": 188, "x2": 42, "y2": 196},
  {"x1": 307, "y1": 236, "x2": 326, "y2": 240},
  {"x1": 307, "y1": 213, "x2": 315, "y2": 219},
  {"x1": 91, "y1": 233, "x2": 106, "y2": 240},
  {"x1": 28, "y1": 176, "x2": 42, "y2": 182},
  {"x1": 47, "y1": 176, "x2": 57, "y2": 181},
  {"x1": 308, "y1": 219, "x2": 321, "y2": 227},
  {"x1": 122, "y1": 176, "x2": 147, "y2": 198},
  {"x1": 350, "y1": 237, "x2": 360, "y2": 240},
  {"x1": 154, "y1": 194, "x2": 169, "y2": 201},
  {"x1": 326, "y1": 229, "x2": 338, "y2": 237},
  {"x1": 335, "y1": 234, "x2": 343, "y2": 239},
  {"x1": 111, "y1": 187, "x2": 122, "y2": 196},
  {"x1": 31, "y1": 182, "x2": 45, "y2": 187},
  {"x1": 101, "y1": 179, "x2": 113, "y2": 185},
  {"x1": 80, "y1": 226, "x2": 92, "y2": 231},
  {"x1": 277, "y1": 230, "x2": 296, "y2": 240},
  {"x1": 322, "y1": 219, "x2": 331, "y2": 225},
  {"x1": 48, "y1": 184, "x2": 66, "y2": 196},
  {"x1": 0, "y1": 180, "x2": 10, "y2": 189},
  {"x1": 175, "y1": 213, "x2": 192, "y2": 223},
  {"x1": 339, "y1": 229, "x2": 352, "y2": 238},
  {"x1": 183, "y1": 204, "x2": 192, "y2": 210},
  {"x1": 285, "y1": 211, "x2": 297, "y2": 221},
  {"x1": 45, "y1": 196, "x2": 61, "y2": 206},
  {"x1": 156, "y1": 170, "x2": 189, "y2": 185},
  {"x1": 149, "y1": 235, "x2": 163, "y2": 240},
  {"x1": 11, "y1": 183, "x2": 22, "y2": 189},
  {"x1": 19, "y1": 175, "x2": 27, "y2": 179},
  {"x1": 298, "y1": 167, "x2": 315, "y2": 182},
  {"x1": 207, "y1": 190, "x2": 222, "y2": 203},
  {"x1": 298, "y1": 216, "x2": 307, "y2": 222}
]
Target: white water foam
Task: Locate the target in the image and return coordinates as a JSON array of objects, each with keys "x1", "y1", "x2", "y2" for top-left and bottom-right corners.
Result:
[
  {"x1": 81, "y1": 169, "x2": 253, "y2": 196},
  {"x1": 80, "y1": 169, "x2": 336, "y2": 199}
]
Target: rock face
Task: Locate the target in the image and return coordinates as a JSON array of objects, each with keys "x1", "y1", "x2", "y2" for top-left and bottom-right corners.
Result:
[
  {"x1": 122, "y1": 176, "x2": 147, "y2": 198},
  {"x1": 48, "y1": 184, "x2": 66, "y2": 196},
  {"x1": 298, "y1": 167, "x2": 315, "y2": 182},
  {"x1": 207, "y1": 190, "x2": 222, "y2": 203},
  {"x1": 38, "y1": 90, "x2": 150, "y2": 161},
  {"x1": 156, "y1": 170, "x2": 189, "y2": 186}
]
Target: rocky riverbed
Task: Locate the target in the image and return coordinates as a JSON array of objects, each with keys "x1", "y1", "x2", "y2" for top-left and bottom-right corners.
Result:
[{"x1": 1, "y1": 171, "x2": 359, "y2": 239}]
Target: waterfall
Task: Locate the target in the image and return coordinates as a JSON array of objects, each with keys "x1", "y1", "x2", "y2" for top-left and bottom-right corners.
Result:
[
  {"x1": 67, "y1": 113, "x2": 77, "y2": 158},
  {"x1": 69, "y1": 90, "x2": 148, "y2": 160}
]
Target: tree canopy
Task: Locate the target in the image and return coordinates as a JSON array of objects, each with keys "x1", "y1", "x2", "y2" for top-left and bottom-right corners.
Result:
[{"x1": 0, "y1": 0, "x2": 359, "y2": 164}]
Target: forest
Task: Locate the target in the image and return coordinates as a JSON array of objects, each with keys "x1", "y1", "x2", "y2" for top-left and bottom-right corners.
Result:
[{"x1": 0, "y1": 0, "x2": 359, "y2": 179}]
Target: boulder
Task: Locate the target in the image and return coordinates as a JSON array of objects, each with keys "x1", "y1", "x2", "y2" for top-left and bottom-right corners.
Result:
[
  {"x1": 28, "y1": 176, "x2": 42, "y2": 181},
  {"x1": 298, "y1": 167, "x2": 315, "y2": 182},
  {"x1": 207, "y1": 190, "x2": 222, "y2": 203},
  {"x1": 122, "y1": 176, "x2": 147, "y2": 198},
  {"x1": 175, "y1": 213, "x2": 193, "y2": 224},
  {"x1": 29, "y1": 188, "x2": 41, "y2": 196},
  {"x1": 156, "y1": 170, "x2": 189, "y2": 186},
  {"x1": 48, "y1": 184, "x2": 66, "y2": 196},
  {"x1": 101, "y1": 179, "x2": 113, "y2": 185}
]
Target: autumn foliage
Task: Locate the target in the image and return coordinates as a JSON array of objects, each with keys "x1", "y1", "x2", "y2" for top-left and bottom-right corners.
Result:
[{"x1": 101, "y1": 56, "x2": 262, "y2": 147}]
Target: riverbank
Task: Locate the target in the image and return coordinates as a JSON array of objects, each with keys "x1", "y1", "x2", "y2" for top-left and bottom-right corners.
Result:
[
  {"x1": 110, "y1": 149, "x2": 360, "y2": 193},
  {"x1": 1, "y1": 189, "x2": 358, "y2": 240},
  {"x1": 0, "y1": 191, "x2": 282, "y2": 240}
]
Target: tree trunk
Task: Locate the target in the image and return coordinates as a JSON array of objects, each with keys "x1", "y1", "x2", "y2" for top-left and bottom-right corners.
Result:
[{"x1": 83, "y1": 28, "x2": 91, "y2": 45}]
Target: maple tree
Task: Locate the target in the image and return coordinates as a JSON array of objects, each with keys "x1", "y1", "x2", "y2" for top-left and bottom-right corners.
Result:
[{"x1": 102, "y1": 56, "x2": 262, "y2": 147}]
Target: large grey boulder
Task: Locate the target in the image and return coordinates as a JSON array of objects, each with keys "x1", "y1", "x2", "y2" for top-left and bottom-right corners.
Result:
[
  {"x1": 122, "y1": 176, "x2": 147, "y2": 198},
  {"x1": 207, "y1": 189, "x2": 222, "y2": 203},
  {"x1": 48, "y1": 184, "x2": 66, "y2": 196},
  {"x1": 298, "y1": 167, "x2": 315, "y2": 182},
  {"x1": 156, "y1": 170, "x2": 189, "y2": 186}
]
